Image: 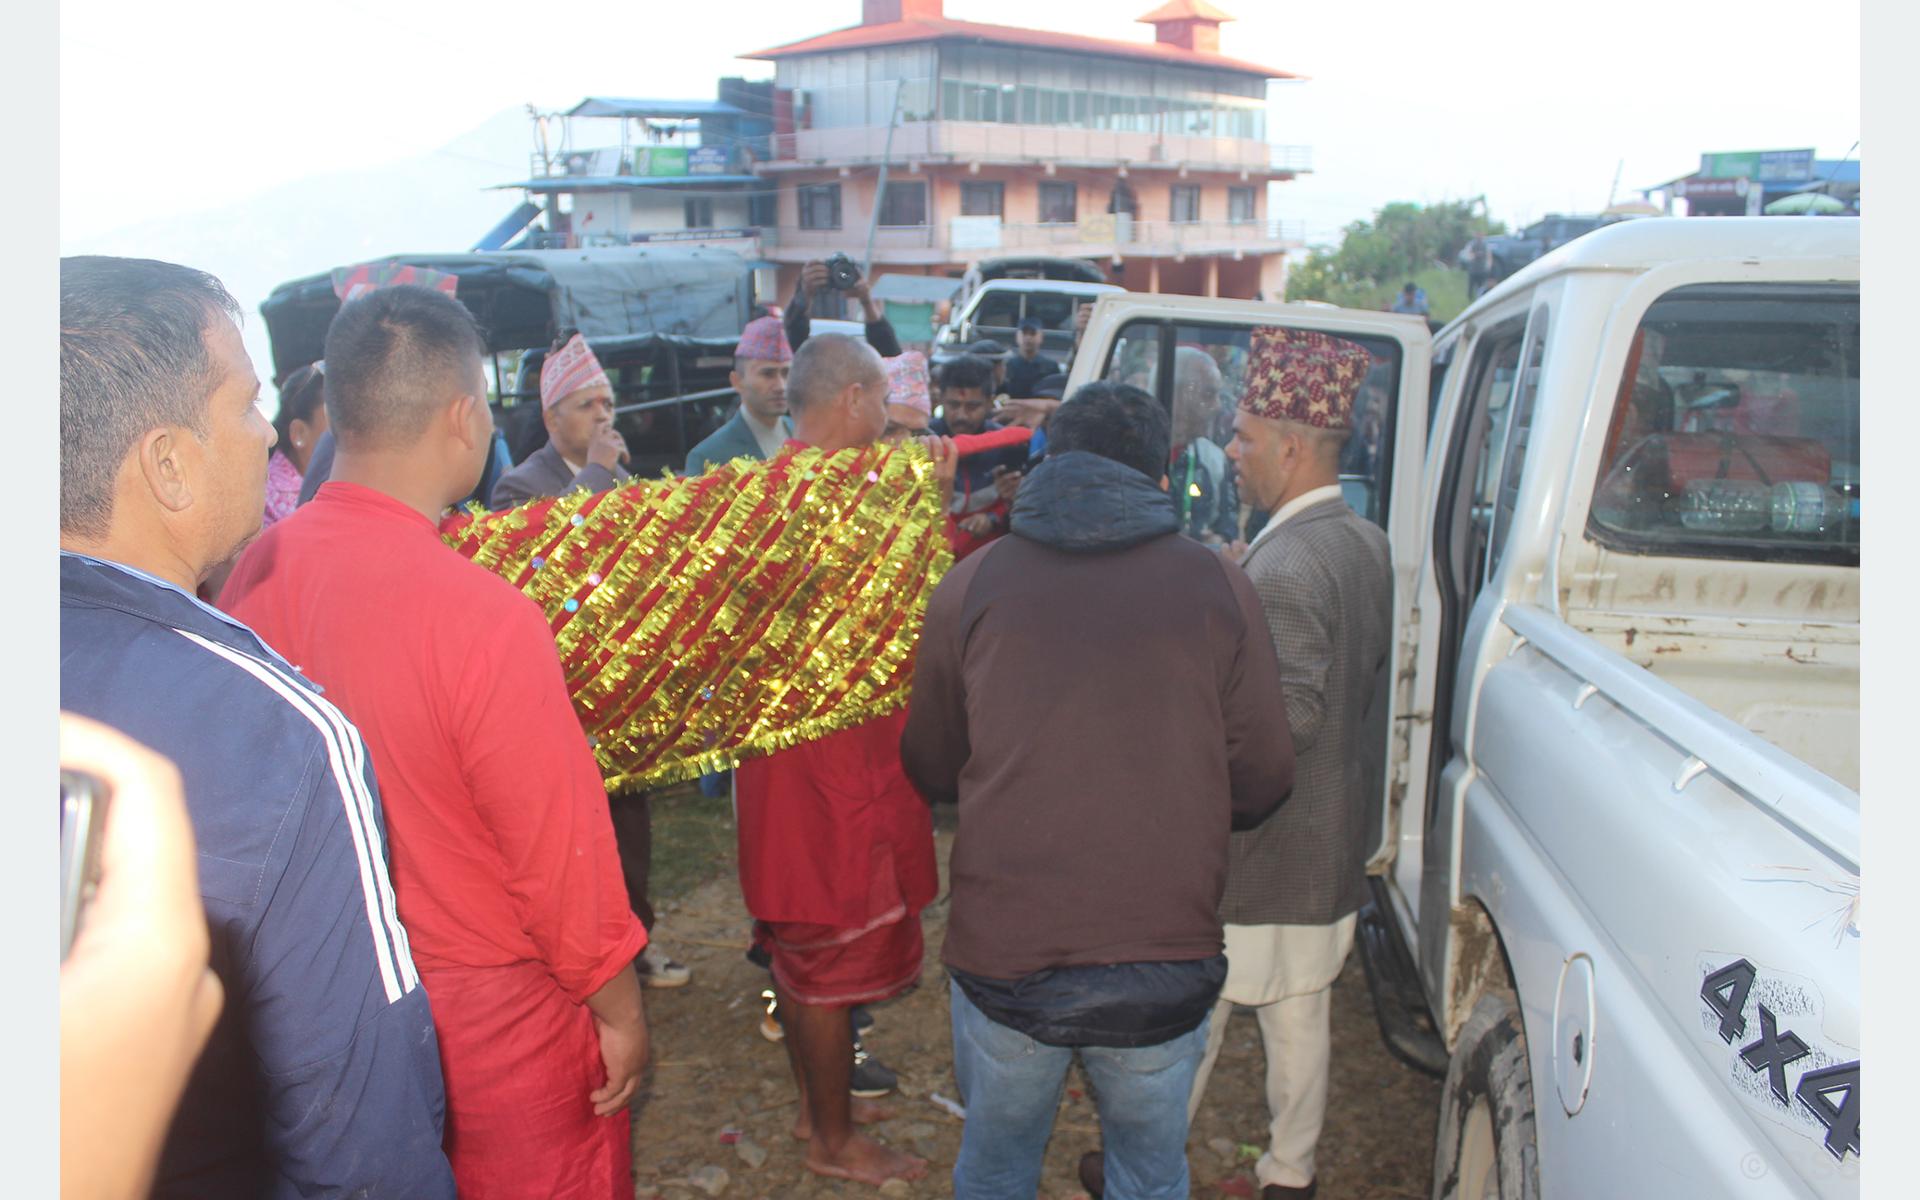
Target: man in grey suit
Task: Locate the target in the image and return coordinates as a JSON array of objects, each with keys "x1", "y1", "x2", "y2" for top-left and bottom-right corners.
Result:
[
  {"x1": 489, "y1": 332, "x2": 632, "y2": 510},
  {"x1": 684, "y1": 315, "x2": 794, "y2": 475},
  {"x1": 1192, "y1": 326, "x2": 1392, "y2": 1200}
]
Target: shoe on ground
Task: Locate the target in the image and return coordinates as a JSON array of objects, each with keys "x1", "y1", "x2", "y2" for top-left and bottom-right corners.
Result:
[
  {"x1": 850, "y1": 1044, "x2": 898, "y2": 1098},
  {"x1": 637, "y1": 943, "x2": 691, "y2": 989},
  {"x1": 757, "y1": 995, "x2": 872, "y2": 1042},
  {"x1": 1078, "y1": 1149, "x2": 1105, "y2": 1198},
  {"x1": 1262, "y1": 1183, "x2": 1317, "y2": 1199}
]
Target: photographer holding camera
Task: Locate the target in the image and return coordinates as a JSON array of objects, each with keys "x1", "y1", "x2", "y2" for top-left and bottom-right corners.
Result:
[{"x1": 783, "y1": 255, "x2": 903, "y2": 358}]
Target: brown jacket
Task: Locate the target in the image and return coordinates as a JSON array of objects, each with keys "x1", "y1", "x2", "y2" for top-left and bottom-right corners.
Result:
[
  {"x1": 1225, "y1": 495, "x2": 1392, "y2": 926},
  {"x1": 900, "y1": 451, "x2": 1295, "y2": 980}
]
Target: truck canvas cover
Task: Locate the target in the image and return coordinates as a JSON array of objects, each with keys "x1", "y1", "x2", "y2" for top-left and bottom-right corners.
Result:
[{"x1": 259, "y1": 246, "x2": 752, "y2": 383}]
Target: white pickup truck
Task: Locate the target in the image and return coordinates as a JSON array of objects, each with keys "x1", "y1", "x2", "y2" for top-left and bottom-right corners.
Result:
[{"x1": 1062, "y1": 217, "x2": 1860, "y2": 1199}]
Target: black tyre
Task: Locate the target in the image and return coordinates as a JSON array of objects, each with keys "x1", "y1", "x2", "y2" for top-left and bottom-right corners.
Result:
[{"x1": 1432, "y1": 990, "x2": 1541, "y2": 1200}]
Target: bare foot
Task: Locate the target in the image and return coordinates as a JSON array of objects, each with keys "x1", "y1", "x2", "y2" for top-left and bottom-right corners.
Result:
[
  {"x1": 790, "y1": 1096, "x2": 895, "y2": 1140},
  {"x1": 804, "y1": 1132, "x2": 929, "y2": 1186}
]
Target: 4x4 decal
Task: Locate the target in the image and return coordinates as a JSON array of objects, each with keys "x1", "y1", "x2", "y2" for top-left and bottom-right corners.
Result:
[{"x1": 1701, "y1": 957, "x2": 1859, "y2": 1161}]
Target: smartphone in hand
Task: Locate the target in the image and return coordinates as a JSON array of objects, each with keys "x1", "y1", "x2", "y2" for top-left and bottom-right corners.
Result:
[{"x1": 60, "y1": 769, "x2": 111, "y2": 961}]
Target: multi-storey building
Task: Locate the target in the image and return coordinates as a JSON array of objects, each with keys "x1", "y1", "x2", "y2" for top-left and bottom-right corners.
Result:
[
  {"x1": 491, "y1": 82, "x2": 779, "y2": 254},
  {"x1": 745, "y1": 0, "x2": 1309, "y2": 301}
]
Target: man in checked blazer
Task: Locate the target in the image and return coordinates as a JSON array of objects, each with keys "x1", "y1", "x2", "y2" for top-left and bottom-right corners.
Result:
[{"x1": 1192, "y1": 326, "x2": 1393, "y2": 1200}]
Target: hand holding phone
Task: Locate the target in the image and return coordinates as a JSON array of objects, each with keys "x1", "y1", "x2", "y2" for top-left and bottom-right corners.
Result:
[
  {"x1": 60, "y1": 768, "x2": 109, "y2": 961},
  {"x1": 60, "y1": 714, "x2": 223, "y2": 1200}
]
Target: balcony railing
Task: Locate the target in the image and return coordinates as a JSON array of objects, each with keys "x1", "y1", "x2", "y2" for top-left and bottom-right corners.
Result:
[
  {"x1": 762, "y1": 217, "x2": 1306, "y2": 256},
  {"x1": 767, "y1": 123, "x2": 1311, "y2": 176},
  {"x1": 529, "y1": 143, "x2": 748, "y2": 180}
]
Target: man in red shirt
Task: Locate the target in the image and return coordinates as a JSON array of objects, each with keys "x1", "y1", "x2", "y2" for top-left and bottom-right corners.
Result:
[
  {"x1": 735, "y1": 334, "x2": 950, "y2": 1187},
  {"x1": 223, "y1": 285, "x2": 650, "y2": 1200}
]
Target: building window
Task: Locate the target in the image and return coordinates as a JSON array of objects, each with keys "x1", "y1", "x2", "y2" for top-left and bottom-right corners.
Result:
[
  {"x1": 684, "y1": 197, "x2": 714, "y2": 228},
  {"x1": 798, "y1": 184, "x2": 842, "y2": 230},
  {"x1": 748, "y1": 191, "x2": 777, "y2": 227},
  {"x1": 1229, "y1": 187, "x2": 1256, "y2": 223},
  {"x1": 879, "y1": 180, "x2": 928, "y2": 226},
  {"x1": 1171, "y1": 185, "x2": 1202, "y2": 224},
  {"x1": 1038, "y1": 182, "x2": 1077, "y2": 224},
  {"x1": 961, "y1": 182, "x2": 1004, "y2": 217}
]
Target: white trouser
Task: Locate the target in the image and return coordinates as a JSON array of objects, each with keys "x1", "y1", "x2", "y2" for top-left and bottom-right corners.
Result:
[{"x1": 1188, "y1": 914, "x2": 1359, "y2": 1190}]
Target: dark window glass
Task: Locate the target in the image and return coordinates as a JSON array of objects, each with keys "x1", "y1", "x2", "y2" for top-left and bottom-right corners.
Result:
[
  {"x1": 1099, "y1": 319, "x2": 1403, "y2": 541},
  {"x1": 1038, "y1": 182, "x2": 1077, "y2": 224},
  {"x1": 683, "y1": 197, "x2": 714, "y2": 228},
  {"x1": 798, "y1": 184, "x2": 841, "y2": 230},
  {"x1": 1171, "y1": 185, "x2": 1202, "y2": 224},
  {"x1": 878, "y1": 181, "x2": 927, "y2": 226},
  {"x1": 748, "y1": 191, "x2": 777, "y2": 227},
  {"x1": 1588, "y1": 282, "x2": 1859, "y2": 565},
  {"x1": 960, "y1": 182, "x2": 1004, "y2": 217},
  {"x1": 973, "y1": 291, "x2": 1023, "y2": 329}
]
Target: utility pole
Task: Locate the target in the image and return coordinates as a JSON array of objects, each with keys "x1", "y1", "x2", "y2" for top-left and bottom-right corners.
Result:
[
  {"x1": 1607, "y1": 158, "x2": 1623, "y2": 208},
  {"x1": 863, "y1": 79, "x2": 906, "y2": 282}
]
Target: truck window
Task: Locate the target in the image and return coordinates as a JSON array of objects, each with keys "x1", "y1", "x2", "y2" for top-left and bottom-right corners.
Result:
[
  {"x1": 972, "y1": 291, "x2": 1023, "y2": 331},
  {"x1": 1437, "y1": 316, "x2": 1528, "y2": 634},
  {"x1": 1103, "y1": 319, "x2": 1164, "y2": 395},
  {"x1": 1427, "y1": 339, "x2": 1455, "y2": 436},
  {"x1": 1587, "y1": 283, "x2": 1859, "y2": 566},
  {"x1": 1100, "y1": 319, "x2": 1402, "y2": 543},
  {"x1": 1023, "y1": 292, "x2": 1082, "y2": 331},
  {"x1": 1487, "y1": 307, "x2": 1550, "y2": 581}
]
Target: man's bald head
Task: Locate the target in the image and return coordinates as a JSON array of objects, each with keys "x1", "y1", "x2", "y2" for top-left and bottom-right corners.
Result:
[
  {"x1": 787, "y1": 334, "x2": 884, "y2": 412},
  {"x1": 1172, "y1": 345, "x2": 1224, "y2": 443},
  {"x1": 784, "y1": 334, "x2": 888, "y2": 451}
]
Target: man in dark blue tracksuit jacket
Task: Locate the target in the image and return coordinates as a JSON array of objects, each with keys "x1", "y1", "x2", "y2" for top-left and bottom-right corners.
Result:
[
  {"x1": 59, "y1": 255, "x2": 454, "y2": 1198},
  {"x1": 62, "y1": 556, "x2": 456, "y2": 1197}
]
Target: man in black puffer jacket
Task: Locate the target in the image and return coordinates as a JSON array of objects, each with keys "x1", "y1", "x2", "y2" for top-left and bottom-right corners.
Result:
[{"x1": 901, "y1": 381, "x2": 1296, "y2": 1200}]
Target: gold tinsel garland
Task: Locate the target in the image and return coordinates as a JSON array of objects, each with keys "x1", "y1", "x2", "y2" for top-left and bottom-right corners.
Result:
[{"x1": 439, "y1": 442, "x2": 952, "y2": 791}]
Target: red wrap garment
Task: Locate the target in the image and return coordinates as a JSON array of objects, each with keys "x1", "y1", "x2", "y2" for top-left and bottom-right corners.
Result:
[
  {"x1": 222, "y1": 483, "x2": 648, "y2": 1200},
  {"x1": 734, "y1": 442, "x2": 941, "y2": 1003}
]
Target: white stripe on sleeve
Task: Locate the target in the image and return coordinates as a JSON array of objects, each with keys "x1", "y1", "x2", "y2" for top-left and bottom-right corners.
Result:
[{"x1": 172, "y1": 629, "x2": 415, "y2": 1003}]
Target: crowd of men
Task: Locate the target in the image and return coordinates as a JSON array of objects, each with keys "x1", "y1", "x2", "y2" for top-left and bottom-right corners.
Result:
[{"x1": 59, "y1": 251, "x2": 1393, "y2": 1200}]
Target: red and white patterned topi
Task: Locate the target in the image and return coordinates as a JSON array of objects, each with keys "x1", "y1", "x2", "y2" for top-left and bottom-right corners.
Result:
[
  {"x1": 540, "y1": 333, "x2": 612, "y2": 410},
  {"x1": 883, "y1": 351, "x2": 932, "y2": 416},
  {"x1": 1239, "y1": 326, "x2": 1373, "y2": 430},
  {"x1": 734, "y1": 315, "x2": 793, "y2": 364}
]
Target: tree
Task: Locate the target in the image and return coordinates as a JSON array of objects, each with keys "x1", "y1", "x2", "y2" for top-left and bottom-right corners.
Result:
[{"x1": 1286, "y1": 199, "x2": 1505, "y2": 322}]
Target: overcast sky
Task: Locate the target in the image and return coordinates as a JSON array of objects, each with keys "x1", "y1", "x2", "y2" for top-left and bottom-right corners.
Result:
[{"x1": 62, "y1": 0, "x2": 1859, "y2": 246}]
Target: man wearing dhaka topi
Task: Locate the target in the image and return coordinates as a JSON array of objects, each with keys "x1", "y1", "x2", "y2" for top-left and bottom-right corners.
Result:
[
  {"x1": 487, "y1": 330, "x2": 632, "y2": 510},
  {"x1": 223, "y1": 285, "x2": 651, "y2": 1200},
  {"x1": 734, "y1": 333, "x2": 954, "y2": 1187}
]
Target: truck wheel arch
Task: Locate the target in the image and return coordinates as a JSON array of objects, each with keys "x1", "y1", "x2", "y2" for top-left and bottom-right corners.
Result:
[{"x1": 1446, "y1": 896, "x2": 1517, "y2": 1048}]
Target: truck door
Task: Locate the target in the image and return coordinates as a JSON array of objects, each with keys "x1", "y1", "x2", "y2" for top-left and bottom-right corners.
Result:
[{"x1": 1076, "y1": 296, "x2": 1431, "y2": 871}]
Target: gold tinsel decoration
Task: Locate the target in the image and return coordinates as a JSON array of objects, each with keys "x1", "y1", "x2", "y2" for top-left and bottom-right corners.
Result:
[{"x1": 439, "y1": 442, "x2": 951, "y2": 791}]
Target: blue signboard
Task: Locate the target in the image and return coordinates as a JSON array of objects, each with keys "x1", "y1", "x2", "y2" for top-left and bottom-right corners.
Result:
[{"x1": 688, "y1": 146, "x2": 731, "y2": 176}]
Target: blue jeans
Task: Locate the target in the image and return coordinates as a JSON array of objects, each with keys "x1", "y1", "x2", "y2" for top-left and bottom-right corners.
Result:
[{"x1": 949, "y1": 977, "x2": 1209, "y2": 1200}]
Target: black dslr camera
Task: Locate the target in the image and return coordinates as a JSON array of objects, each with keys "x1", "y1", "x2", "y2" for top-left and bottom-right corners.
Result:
[{"x1": 824, "y1": 252, "x2": 862, "y2": 290}]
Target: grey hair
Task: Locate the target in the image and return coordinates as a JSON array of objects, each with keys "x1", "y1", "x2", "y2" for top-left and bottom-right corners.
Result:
[{"x1": 60, "y1": 256, "x2": 241, "y2": 537}]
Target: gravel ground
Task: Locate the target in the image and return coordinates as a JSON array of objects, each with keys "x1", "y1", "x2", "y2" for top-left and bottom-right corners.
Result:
[{"x1": 628, "y1": 804, "x2": 1440, "y2": 1199}]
